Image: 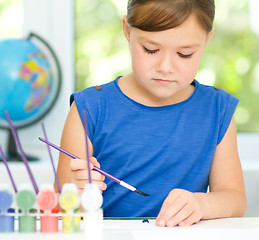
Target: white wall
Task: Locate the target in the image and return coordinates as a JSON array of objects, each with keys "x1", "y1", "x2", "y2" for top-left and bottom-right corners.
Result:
[
  {"x1": 237, "y1": 133, "x2": 259, "y2": 217},
  {"x1": 0, "y1": 0, "x2": 74, "y2": 161}
]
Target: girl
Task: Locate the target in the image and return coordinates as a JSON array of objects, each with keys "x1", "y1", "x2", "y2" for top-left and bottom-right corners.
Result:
[{"x1": 56, "y1": 0, "x2": 246, "y2": 227}]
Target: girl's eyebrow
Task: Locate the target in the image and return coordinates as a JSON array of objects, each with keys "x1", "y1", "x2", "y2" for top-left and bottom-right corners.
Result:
[
  {"x1": 179, "y1": 43, "x2": 201, "y2": 49},
  {"x1": 139, "y1": 36, "x2": 161, "y2": 46}
]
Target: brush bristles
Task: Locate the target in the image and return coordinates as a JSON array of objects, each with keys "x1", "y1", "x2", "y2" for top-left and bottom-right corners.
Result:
[{"x1": 134, "y1": 189, "x2": 150, "y2": 197}]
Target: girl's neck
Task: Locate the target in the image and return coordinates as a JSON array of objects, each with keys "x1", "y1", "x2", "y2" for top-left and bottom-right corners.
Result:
[{"x1": 117, "y1": 73, "x2": 195, "y2": 107}]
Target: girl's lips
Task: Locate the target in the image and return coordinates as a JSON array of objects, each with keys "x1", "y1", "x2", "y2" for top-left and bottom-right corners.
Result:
[{"x1": 153, "y1": 78, "x2": 175, "y2": 85}]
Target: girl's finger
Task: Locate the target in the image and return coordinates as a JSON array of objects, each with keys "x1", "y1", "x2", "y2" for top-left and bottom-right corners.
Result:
[
  {"x1": 157, "y1": 195, "x2": 186, "y2": 225},
  {"x1": 178, "y1": 210, "x2": 201, "y2": 227},
  {"x1": 71, "y1": 169, "x2": 105, "y2": 181},
  {"x1": 90, "y1": 156, "x2": 100, "y2": 168},
  {"x1": 166, "y1": 203, "x2": 194, "y2": 227},
  {"x1": 94, "y1": 181, "x2": 107, "y2": 191},
  {"x1": 157, "y1": 189, "x2": 182, "y2": 220},
  {"x1": 71, "y1": 179, "x2": 89, "y2": 188},
  {"x1": 70, "y1": 158, "x2": 94, "y2": 170}
]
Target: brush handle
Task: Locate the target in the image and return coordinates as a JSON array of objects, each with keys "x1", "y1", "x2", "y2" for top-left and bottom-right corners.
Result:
[
  {"x1": 41, "y1": 123, "x2": 61, "y2": 193},
  {"x1": 38, "y1": 137, "x2": 121, "y2": 184},
  {"x1": 5, "y1": 111, "x2": 39, "y2": 194},
  {"x1": 0, "y1": 145, "x2": 18, "y2": 193},
  {"x1": 83, "y1": 111, "x2": 92, "y2": 184}
]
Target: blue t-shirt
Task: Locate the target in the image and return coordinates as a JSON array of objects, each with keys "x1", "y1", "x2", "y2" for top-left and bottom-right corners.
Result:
[{"x1": 70, "y1": 77, "x2": 239, "y2": 218}]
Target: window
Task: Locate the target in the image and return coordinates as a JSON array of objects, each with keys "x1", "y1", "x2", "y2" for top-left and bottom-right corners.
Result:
[
  {"x1": 74, "y1": 0, "x2": 129, "y2": 89},
  {"x1": 197, "y1": 0, "x2": 259, "y2": 133},
  {"x1": 0, "y1": 0, "x2": 23, "y2": 38},
  {"x1": 75, "y1": 0, "x2": 259, "y2": 134}
]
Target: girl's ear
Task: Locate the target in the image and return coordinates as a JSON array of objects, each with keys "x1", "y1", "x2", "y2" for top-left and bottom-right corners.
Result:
[
  {"x1": 122, "y1": 15, "x2": 131, "y2": 42},
  {"x1": 206, "y1": 26, "x2": 214, "y2": 46}
]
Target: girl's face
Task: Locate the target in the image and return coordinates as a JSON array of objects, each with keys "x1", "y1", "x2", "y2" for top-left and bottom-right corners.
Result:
[{"x1": 122, "y1": 15, "x2": 214, "y2": 105}]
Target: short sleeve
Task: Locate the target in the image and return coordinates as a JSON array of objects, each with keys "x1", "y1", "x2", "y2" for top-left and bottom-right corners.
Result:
[
  {"x1": 69, "y1": 87, "x2": 102, "y2": 143},
  {"x1": 217, "y1": 90, "x2": 239, "y2": 145}
]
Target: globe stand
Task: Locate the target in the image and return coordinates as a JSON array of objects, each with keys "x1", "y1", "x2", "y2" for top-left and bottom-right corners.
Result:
[{"x1": 5, "y1": 129, "x2": 38, "y2": 162}]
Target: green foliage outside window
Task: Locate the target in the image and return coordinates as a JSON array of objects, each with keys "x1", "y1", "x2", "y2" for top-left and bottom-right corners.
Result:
[
  {"x1": 75, "y1": 0, "x2": 128, "y2": 89},
  {"x1": 199, "y1": 1, "x2": 259, "y2": 132},
  {"x1": 0, "y1": 0, "x2": 22, "y2": 38},
  {"x1": 75, "y1": 0, "x2": 259, "y2": 132}
]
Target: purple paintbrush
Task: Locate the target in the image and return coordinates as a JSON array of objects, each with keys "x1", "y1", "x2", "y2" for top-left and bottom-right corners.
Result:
[
  {"x1": 38, "y1": 137, "x2": 149, "y2": 197},
  {"x1": 0, "y1": 145, "x2": 18, "y2": 193},
  {"x1": 4, "y1": 111, "x2": 39, "y2": 194},
  {"x1": 41, "y1": 122, "x2": 61, "y2": 193},
  {"x1": 83, "y1": 110, "x2": 92, "y2": 184}
]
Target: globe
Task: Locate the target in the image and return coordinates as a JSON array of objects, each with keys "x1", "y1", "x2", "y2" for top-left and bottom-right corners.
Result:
[
  {"x1": 0, "y1": 33, "x2": 61, "y2": 160},
  {"x1": 0, "y1": 33, "x2": 61, "y2": 129}
]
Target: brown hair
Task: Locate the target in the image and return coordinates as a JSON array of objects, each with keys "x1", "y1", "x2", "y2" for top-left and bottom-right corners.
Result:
[{"x1": 127, "y1": 0, "x2": 215, "y2": 32}]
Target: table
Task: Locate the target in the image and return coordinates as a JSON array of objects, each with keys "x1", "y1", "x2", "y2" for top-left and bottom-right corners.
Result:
[{"x1": 0, "y1": 217, "x2": 258, "y2": 240}]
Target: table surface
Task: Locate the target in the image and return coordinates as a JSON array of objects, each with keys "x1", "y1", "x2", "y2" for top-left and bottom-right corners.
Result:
[{"x1": 0, "y1": 217, "x2": 259, "y2": 240}]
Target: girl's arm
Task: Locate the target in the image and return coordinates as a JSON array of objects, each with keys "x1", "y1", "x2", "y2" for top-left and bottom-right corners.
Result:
[
  {"x1": 197, "y1": 116, "x2": 246, "y2": 218},
  {"x1": 156, "y1": 117, "x2": 246, "y2": 227},
  {"x1": 54, "y1": 102, "x2": 106, "y2": 194}
]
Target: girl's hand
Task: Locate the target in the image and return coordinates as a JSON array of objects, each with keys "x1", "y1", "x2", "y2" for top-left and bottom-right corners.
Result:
[
  {"x1": 70, "y1": 156, "x2": 107, "y2": 195},
  {"x1": 156, "y1": 189, "x2": 203, "y2": 227}
]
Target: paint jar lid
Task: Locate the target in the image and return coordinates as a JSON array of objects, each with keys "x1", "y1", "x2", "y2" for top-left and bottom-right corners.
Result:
[
  {"x1": 0, "y1": 190, "x2": 13, "y2": 211},
  {"x1": 59, "y1": 183, "x2": 79, "y2": 211},
  {"x1": 37, "y1": 184, "x2": 58, "y2": 211},
  {"x1": 81, "y1": 183, "x2": 103, "y2": 211},
  {"x1": 0, "y1": 184, "x2": 13, "y2": 210},
  {"x1": 16, "y1": 184, "x2": 36, "y2": 211}
]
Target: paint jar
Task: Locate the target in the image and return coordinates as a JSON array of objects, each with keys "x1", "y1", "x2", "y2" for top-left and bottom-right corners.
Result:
[
  {"x1": 40, "y1": 208, "x2": 59, "y2": 233},
  {"x1": 81, "y1": 183, "x2": 103, "y2": 239},
  {"x1": 0, "y1": 213, "x2": 15, "y2": 232},
  {"x1": 36, "y1": 184, "x2": 59, "y2": 233},
  {"x1": 18, "y1": 209, "x2": 37, "y2": 233},
  {"x1": 0, "y1": 185, "x2": 14, "y2": 232},
  {"x1": 83, "y1": 209, "x2": 103, "y2": 240},
  {"x1": 16, "y1": 184, "x2": 36, "y2": 233},
  {"x1": 62, "y1": 209, "x2": 81, "y2": 233},
  {"x1": 59, "y1": 183, "x2": 81, "y2": 233}
]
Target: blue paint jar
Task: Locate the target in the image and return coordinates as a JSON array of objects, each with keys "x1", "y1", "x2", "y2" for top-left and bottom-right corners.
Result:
[{"x1": 0, "y1": 189, "x2": 14, "y2": 232}]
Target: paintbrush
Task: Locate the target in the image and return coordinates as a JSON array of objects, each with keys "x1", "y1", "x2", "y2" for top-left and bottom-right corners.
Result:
[
  {"x1": 41, "y1": 122, "x2": 61, "y2": 193},
  {"x1": 0, "y1": 145, "x2": 17, "y2": 193},
  {"x1": 5, "y1": 111, "x2": 39, "y2": 194},
  {"x1": 83, "y1": 110, "x2": 92, "y2": 184},
  {"x1": 38, "y1": 137, "x2": 149, "y2": 197}
]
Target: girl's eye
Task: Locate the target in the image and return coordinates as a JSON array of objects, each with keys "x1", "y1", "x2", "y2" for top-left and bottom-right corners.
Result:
[
  {"x1": 177, "y1": 52, "x2": 193, "y2": 58},
  {"x1": 143, "y1": 46, "x2": 159, "y2": 54}
]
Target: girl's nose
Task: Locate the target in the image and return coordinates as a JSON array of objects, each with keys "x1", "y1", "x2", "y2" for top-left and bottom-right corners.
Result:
[{"x1": 156, "y1": 53, "x2": 175, "y2": 74}]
